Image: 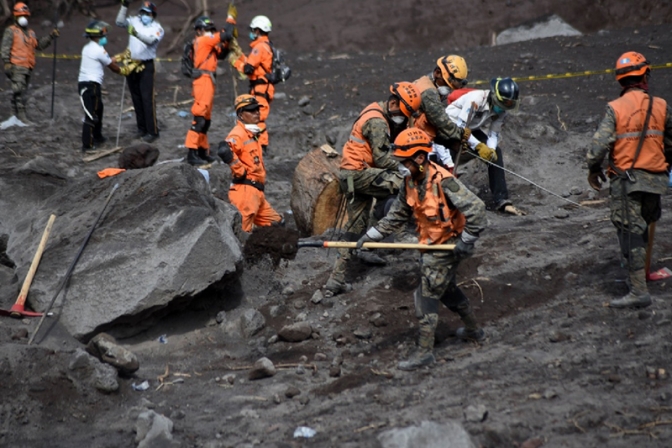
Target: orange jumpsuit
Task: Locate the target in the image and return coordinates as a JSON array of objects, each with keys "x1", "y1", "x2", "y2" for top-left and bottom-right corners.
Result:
[
  {"x1": 225, "y1": 120, "x2": 282, "y2": 232},
  {"x1": 184, "y1": 32, "x2": 222, "y2": 152},
  {"x1": 234, "y1": 35, "x2": 274, "y2": 147}
]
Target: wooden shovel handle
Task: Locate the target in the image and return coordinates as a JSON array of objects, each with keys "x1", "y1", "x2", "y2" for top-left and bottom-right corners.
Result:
[
  {"x1": 15, "y1": 214, "x2": 56, "y2": 307},
  {"x1": 299, "y1": 241, "x2": 455, "y2": 250}
]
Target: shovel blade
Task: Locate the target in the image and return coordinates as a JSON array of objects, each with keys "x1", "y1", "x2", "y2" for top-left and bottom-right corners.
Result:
[{"x1": 647, "y1": 267, "x2": 672, "y2": 282}]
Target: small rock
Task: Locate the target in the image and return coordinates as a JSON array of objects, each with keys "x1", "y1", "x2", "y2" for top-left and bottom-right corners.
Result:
[
  {"x1": 353, "y1": 327, "x2": 372, "y2": 339},
  {"x1": 554, "y1": 209, "x2": 570, "y2": 219},
  {"x1": 549, "y1": 331, "x2": 570, "y2": 343},
  {"x1": 325, "y1": 131, "x2": 338, "y2": 145},
  {"x1": 273, "y1": 394, "x2": 281, "y2": 404},
  {"x1": 298, "y1": 395, "x2": 310, "y2": 405},
  {"x1": 278, "y1": 322, "x2": 313, "y2": 342},
  {"x1": 296, "y1": 364, "x2": 306, "y2": 375},
  {"x1": 285, "y1": 386, "x2": 301, "y2": 398},
  {"x1": 215, "y1": 311, "x2": 227, "y2": 324},
  {"x1": 329, "y1": 365, "x2": 341, "y2": 377},
  {"x1": 11, "y1": 328, "x2": 28, "y2": 340},
  {"x1": 268, "y1": 335, "x2": 279, "y2": 344},
  {"x1": 295, "y1": 312, "x2": 308, "y2": 322},
  {"x1": 274, "y1": 92, "x2": 287, "y2": 100},
  {"x1": 298, "y1": 95, "x2": 311, "y2": 107},
  {"x1": 543, "y1": 389, "x2": 558, "y2": 399},
  {"x1": 223, "y1": 374, "x2": 236, "y2": 384},
  {"x1": 464, "y1": 404, "x2": 488, "y2": 422},
  {"x1": 311, "y1": 290, "x2": 324, "y2": 304},
  {"x1": 269, "y1": 304, "x2": 286, "y2": 318},
  {"x1": 569, "y1": 186, "x2": 582, "y2": 195},
  {"x1": 293, "y1": 300, "x2": 306, "y2": 310},
  {"x1": 248, "y1": 357, "x2": 276, "y2": 380},
  {"x1": 314, "y1": 353, "x2": 327, "y2": 361},
  {"x1": 86, "y1": 333, "x2": 139, "y2": 375},
  {"x1": 240, "y1": 309, "x2": 266, "y2": 338},
  {"x1": 369, "y1": 313, "x2": 388, "y2": 327}
]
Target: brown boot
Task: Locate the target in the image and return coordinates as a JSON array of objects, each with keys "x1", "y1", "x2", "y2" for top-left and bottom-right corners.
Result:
[
  {"x1": 324, "y1": 256, "x2": 348, "y2": 295},
  {"x1": 610, "y1": 268, "x2": 652, "y2": 308},
  {"x1": 398, "y1": 313, "x2": 438, "y2": 371}
]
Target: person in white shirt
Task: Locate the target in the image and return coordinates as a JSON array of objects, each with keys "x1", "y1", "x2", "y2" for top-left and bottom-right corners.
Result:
[
  {"x1": 443, "y1": 77, "x2": 524, "y2": 215},
  {"x1": 116, "y1": 1, "x2": 164, "y2": 143},
  {"x1": 78, "y1": 20, "x2": 137, "y2": 152}
]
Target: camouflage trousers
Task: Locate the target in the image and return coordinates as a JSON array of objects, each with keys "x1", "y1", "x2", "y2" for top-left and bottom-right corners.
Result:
[
  {"x1": 609, "y1": 185, "x2": 661, "y2": 235},
  {"x1": 329, "y1": 167, "x2": 404, "y2": 283},
  {"x1": 5, "y1": 65, "x2": 31, "y2": 115}
]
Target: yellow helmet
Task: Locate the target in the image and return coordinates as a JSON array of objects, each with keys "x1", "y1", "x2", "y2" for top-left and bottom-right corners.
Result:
[{"x1": 436, "y1": 55, "x2": 468, "y2": 90}]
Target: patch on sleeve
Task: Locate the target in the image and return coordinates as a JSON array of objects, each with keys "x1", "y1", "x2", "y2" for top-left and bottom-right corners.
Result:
[{"x1": 444, "y1": 177, "x2": 460, "y2": 193}]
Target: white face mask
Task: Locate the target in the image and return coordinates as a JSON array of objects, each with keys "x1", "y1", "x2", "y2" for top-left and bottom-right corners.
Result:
[
  {"x1": 398, "y1": 164, "x2": 411, "y2": 178},
  {"x1": 437, "y1": 85, "x2": 451, "y2": 96},
  {"x1": 244, "y1": 124, "x2": 262, "y2": 134},
  {"x1": 17, "y1": 17, "x2": 28, "y2": 27},
  {"x1": 391, "y1": 116, "x2": 406, "y2": 125}
]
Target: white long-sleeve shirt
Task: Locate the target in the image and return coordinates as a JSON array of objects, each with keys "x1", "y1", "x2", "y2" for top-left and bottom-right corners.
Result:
[
  {"x1": 116, "y1": 6, "x2": 164, "y2": 61},
  {"x1": 446, "y1": 90, "x2": 506, "y2": 150}
]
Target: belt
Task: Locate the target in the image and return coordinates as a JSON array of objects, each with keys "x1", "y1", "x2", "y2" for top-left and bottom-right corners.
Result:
[
  {"x1": 231, "y1": 177, "x2": 264, "y2": 192},
  {"x1": 140, "y1": 59, "x2": 154, "y2": 63}
]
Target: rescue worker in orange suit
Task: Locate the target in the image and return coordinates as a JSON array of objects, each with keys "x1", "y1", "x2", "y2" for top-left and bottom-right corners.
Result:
[
  {"x1": 357, "y1": 128, "x2": 487, "y2": 370},
  {"x1": 1, "y1": 2, "x2": 58, "y2": 123},
  {"x1": 184, "y1": 15, "x2": 236, "y2": 166},
  {"x1": 587, "y1": 51, "x2": 672, "y2": 309},
  {"x1": 324, "y1": 82, "x2": 422, "y2": 295},
  {"x1": 233, "y1": 15, "x2": 274, "y2": 151},
  {"x1": 218, "y1": 95, "x2": 283, "y2": 232},
  {"x1": 412, "y1": 55, "x2": 470, "y2": 153}
]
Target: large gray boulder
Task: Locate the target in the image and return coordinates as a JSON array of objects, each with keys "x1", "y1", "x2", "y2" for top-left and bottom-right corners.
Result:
[
  {"x1": 378, "y1": 420, "x2": 476, "y2": 448},
  {"x1": 6, "y1": 164, "x2": 243, "y2": 340}
]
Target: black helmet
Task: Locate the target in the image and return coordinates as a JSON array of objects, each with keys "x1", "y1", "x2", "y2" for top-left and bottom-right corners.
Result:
[
  {"x1": 194, "y1": 16, "x2": 216, "y2": 31},
  {"x1": 490, "y1": 77, "x2": 520, "y2": 111},
  {"x1": 83, "y1": 20, "x2": 109, "y2": 38},
  {"x1": 139, "y1": 1, "x2": 157, "y2": 17}
]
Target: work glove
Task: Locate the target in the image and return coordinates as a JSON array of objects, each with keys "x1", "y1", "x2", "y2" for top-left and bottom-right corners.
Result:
[
  {"x1": 127, "y1": 24, "x2": 137, "y2": 36},
  {"x1": 461, "y1": 127, "x2": 471, "y2": 143},
  {"x1": 588, "y1": 166, "x2": 607, "y2": 191},
  {"x1": 118, "y1": 61, "x2": 144, "y2": 76},
  {"x1": 3, "y1": 63, "x2": 11, "y2": 74},
  {"x1": 356, "y1": 227, "x2": 384, "y2": 250},
  {"x1": 121, "y1": 0, "x2": 130, "y2": 6},
  {"x1": 475, "y1": 142, "x2": 497, "y2": 162},
  {"x1": 454, "y1": 231, "x2": 478, "y2": 259},
  {"x1": 217, "y1": 142, "x2": 234, "y2": 164},
  {"x1": 113, "y1": 48, "x2": 132, "y2": 63},
  {"x1": 50, "y1": 28, "x2": 59, "y2": 38}
]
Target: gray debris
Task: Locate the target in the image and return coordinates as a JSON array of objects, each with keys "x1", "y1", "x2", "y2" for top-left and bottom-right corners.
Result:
[
  {"x1": 136, "y1": 410, "x2": 180, "y2": 448},
  {"x1": 378, "y1": 420, "x2": 476, "y2": 448},
  {"x1": 240, "y1": 309, "x2": 266, "y2": 338},
  {"x1": 298, "y1": 96, "x2": 311, "y2": 107},
  {"x1": 464, "y1": 404, "x2": 488, "y2": 422},
  {"x1": 278, "y1": 322, "x2": 313, "y2": 342},
  {"x1": 248, "y1": 357, "x2": 277, "y2": 380}
]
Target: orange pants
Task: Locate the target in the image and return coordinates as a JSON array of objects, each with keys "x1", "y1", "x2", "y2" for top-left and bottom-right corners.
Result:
[
  {"x1": 252, "y1": 84, "x2": 273, "y2": 147},
  {"x1": 185, "y1": 75, "x2": 215, "y2": 150},
  {"x1": 229, "y1": 183, "x2": 282, "y2": 232}
]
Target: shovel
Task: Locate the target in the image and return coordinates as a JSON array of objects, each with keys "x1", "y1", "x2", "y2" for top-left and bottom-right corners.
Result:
[
  {"x1": 297, "y1": 241, "x2": 455, "y2": 250},
  {"x1": 0, "y1": 214, "x2": 56, "y2": 318},
  {"x1": 645, "y1": 222, "x2": 672, "y2": 281}
]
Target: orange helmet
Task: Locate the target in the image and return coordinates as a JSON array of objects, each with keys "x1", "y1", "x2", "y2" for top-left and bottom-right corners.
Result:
[
  {"x1": 390, "y1": 82, "x2": 421, "y2": 118},
  {"x1": 13, "y1": 2, "x2": 30, "y2": 16},
  {"x1": 436, "y1": 55, "x2": 468, "y2": 90},
  {"x1": 392, "y1": 128, "x2": 433, "y2": 160},
  {"x1": 234, "y1": 94, "x2": 260, "y2": 112},
  {"x1": 615, "y1": 51, "x2": 650, "y2": 81}
]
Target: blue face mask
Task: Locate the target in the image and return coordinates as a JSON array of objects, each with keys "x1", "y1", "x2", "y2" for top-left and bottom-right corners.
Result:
[
  {"x1": 140, "y1": 15, "x2": 152, "y2": 26},
  {"x1": 249, "y1": 31, "x2": 257, "y2": 41},
  {"x1": 98, "y1": 36, "x2": 108, "y2": 47},
  {"x1": 492, "y1": 104, "x2": 505, "y2": 115}
]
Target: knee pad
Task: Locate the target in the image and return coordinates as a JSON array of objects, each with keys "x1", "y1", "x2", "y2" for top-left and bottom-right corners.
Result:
[
  {"x1": 190, "y1": 116, "x2": 207, "y2": 133},
  {"x1": 202, "y1": 119, "x2": 211, "y2": 134}
]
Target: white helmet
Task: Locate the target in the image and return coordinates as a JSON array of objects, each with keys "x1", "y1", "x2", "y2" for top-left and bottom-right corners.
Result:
[{"x1": 249, "y1": 15, "x2": 272, "y2": 33}]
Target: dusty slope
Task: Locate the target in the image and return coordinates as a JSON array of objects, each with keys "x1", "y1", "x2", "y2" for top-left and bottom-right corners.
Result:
[{"x1": 1, "y1": 3, "x2": 672, "y2": 448}]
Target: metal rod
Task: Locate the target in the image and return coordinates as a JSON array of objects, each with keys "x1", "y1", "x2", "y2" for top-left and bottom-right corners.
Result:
[
  {"x1": 115, "y1": 77, "x2": 127, "y2": 148},
  {"x1": 28, "y1": 183, "x2": 119, "y2": 345}
]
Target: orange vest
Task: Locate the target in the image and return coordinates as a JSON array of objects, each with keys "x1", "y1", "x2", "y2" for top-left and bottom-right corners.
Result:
[
  {"x1": 225, "y1": 121, "x2": 267, "y2": 184},
  {"x1": 609, "y1": 90, "x2": 669, "y2": 174},
  {"x1": 405, "y1": 163, "x2": 466, "y2": 245},
  {"x1": 9, "y1": 25, "x2": 37, "y2": 69},
  {"x1": 411, "y1": 75, "x2": 438, "y2": 139},
  {"x1": 340, "y1": 102, "x2": 387, "y2": 171}
]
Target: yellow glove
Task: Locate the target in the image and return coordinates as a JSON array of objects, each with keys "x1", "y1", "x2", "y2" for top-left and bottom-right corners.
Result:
[
  {"x1": 50, "y1": 28, "x2": 60, "y2": 38},
  {"x1": 127, "y1": 24, "x2": 137, "y2": 36},
  {"x1": 475, "y1": 142, "x2": 497, "y2": 162},
  {"x1": 113, "y1": 49, "x2": 131, "y2": 63},
  {"x1": 462, "y1": 127, "x2": 471, "y2": 143}
]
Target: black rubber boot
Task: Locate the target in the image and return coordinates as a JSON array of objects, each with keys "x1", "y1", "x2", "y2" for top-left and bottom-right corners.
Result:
[
  {"x1": 187, "y1": 149, "x2": 207, "y2": 166},
  {"x1": 198, "y1": 148, "x2": 216, "y2": 163},
  {"x1": 398, "y1": 313, "x2": 438, "y2": 371}
]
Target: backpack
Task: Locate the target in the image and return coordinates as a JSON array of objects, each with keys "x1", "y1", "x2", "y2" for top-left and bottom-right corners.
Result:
[
  {"x1": 181, "y1": 39, "x2": 196, "y2": 78},
  {"x1": 265, "y1": 41, "x2": 291, "y2": 85}
]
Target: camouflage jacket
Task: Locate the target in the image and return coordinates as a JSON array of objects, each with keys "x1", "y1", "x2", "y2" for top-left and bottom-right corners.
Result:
[
  {"x1": 375, "y1": 165, "x2": 487, "y2": 238},
  {"x1": 358, "y1": 101, "x2": 399, "y2": 171},
  {"x1": 1, "y1": 26, "x2": 53, "y2": 65},
  {"x1": 587, "y1": 96, "x2": 672, "y2": 195},
  {"x1": 420, "y1": 85, "x2": 462, "y2": 141}
]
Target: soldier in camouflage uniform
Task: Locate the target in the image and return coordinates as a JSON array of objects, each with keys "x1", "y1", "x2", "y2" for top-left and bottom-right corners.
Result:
[
  {"x1": 587, "y1": 51, "x2": 672, "y2": 308},
  {"x1": 357, "y1": 128, "x2": 487, "y2": 371},
  {"x1": 1, "y1": 3, "x2": 58, "y2": 123},
  {"x1": 324, "y1": 82, "x2": 422, "y2": 295}
]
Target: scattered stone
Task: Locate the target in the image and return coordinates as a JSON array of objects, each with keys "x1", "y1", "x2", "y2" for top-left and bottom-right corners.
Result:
[
  {"x1": 548, "y1": 331, "x2": 570, "y2": 343},
  {"x1": 293, "y1": 300, "x2": 306, "y2": 310},
  {"x1": 285, "y1": 386, "x2": 301, "y2": 398},
  {"x1": 135, "y1": 410, "x2": 180, "y2": 448},
  {"x1": 86, "y1": 333, "x2": 139, "y2": 375},
  {"x1": 329, "y1": 365, "x2": 341, "y2": 377},
  {"x1": 353, "y1": 327, "x2": 372, "y2": 339},
  {"x1": 298, "y1": 395, "x2": 310, "y2": 405},
  {"x1": 554, "y1": 209, "x2": 570, "y2": 219},
  {"x1": 569, "y1": 186, "x2": 582, "y2": 195},
  {"x1": 268, "y1": 335, "x2": 279, "y2": 344},
  {"x1": 278, "y1": 322, "x2": 313, "y2": 342},
  {"x1": 295, "y1": 312, "x2": 308, "y2": 322},
  {"x1": 269, "y1": 304, "x2": 287, "y2": 317},
  {"x1": 464, "y1": 404, "x2": 488, "y2": 422},
  {"x1": 215, "y1": 311, "x2": 226, "y2": 324},
  {"x1": 311, "y1": 290, "x2": 324, "y2": 304},
  {"x1": 298, "y1": 95, "x2": 311, "y2": 107},
  {"x1": 273, "y1": 393, "x2": 282, "y2": 404},
  {"x1": 314, "y1": 353, "x2": 327, "y2": 361},
  {"x1": 369, "y1": 313, "x2": 388, "y2": 327},
  {"x1": 296, "y1": 364, "x2": 306, "y2": 375},
  {"x1": 94, "y1": 363, "x2": 120, "y2": 393},
  {"x1": 240, "y1": 309, "x2": 266, "y2": 338},
  {"x1": 282, "y1": 285, "x2": 295, "y2": 296},
  {"x1": 223, "y1": 374, "x2": 236, "y2": 385},
  {"x1": 274, "y1": 92, "x2": 287, "y2": 100},
  {"x1": 379, "y1": 420, "x2": 476, "y2": 448},
  {"x1": 248, "y1": 357, "x2": 277, "y2": 380},
  {"x1": 543, "y1": 389, "x2": 558, "y2": 399}
]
